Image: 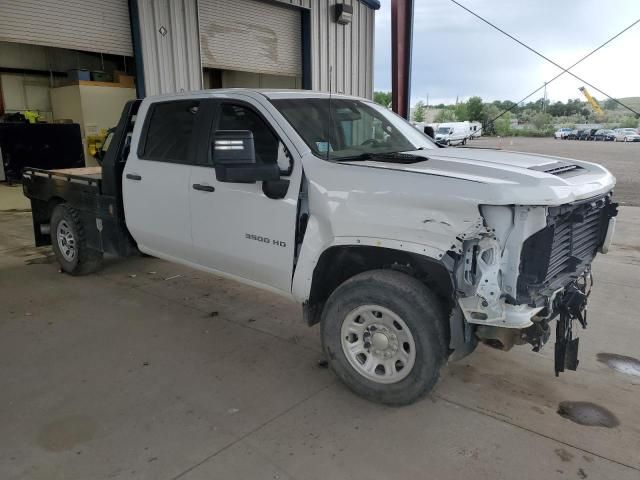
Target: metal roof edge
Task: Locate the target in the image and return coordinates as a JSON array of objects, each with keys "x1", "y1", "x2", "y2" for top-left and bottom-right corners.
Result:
[{"x1": 360, "y1": 0, "x2": 381, "y2": 10}]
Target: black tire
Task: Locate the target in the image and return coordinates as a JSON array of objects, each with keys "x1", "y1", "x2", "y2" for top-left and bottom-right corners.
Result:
[
  {"x1": 320, "y1": 270, "x2": 448, "y2": 405},
  {"x1": 51, "y1": 204, "x2": 103, "y2": 275}
]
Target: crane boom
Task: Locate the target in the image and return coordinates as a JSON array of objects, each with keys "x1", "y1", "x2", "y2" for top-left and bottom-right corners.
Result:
[{"x1": 579, "y1": 86, "x2": 604, "y2": 116}]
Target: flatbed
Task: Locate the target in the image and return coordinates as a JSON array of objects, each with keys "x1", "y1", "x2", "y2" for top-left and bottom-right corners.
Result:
[{"x1": 22, "y1": 101, "x2": 140, "y2": 257}]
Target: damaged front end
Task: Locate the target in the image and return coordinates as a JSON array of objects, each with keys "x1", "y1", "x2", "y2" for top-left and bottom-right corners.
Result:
[{"x1": 452, "y1": 194, "x2": 618, "y2": 375}]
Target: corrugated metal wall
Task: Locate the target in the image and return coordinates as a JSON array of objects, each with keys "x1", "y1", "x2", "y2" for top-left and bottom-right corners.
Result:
[
  {"x1": 135, "y1": 0, "x2": 202, "y2": 96},
  {"x1": 0, "y1": 0, "x2": 132, "y2": 56},
  {"x1": 308, "y1": 0, "x2": 375, "y2": 98},
  {"x1": 271, "y1": 0, "x2": 375, "y2": 98},
  {"x1": 199, "y1": 0, "x2": 301, "y2": 77}
]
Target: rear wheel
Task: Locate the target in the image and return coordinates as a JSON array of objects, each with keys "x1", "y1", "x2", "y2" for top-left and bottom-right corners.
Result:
[
  {"x1": 51, "y1": 204, "x2": 103, "y2": 275},
  {"x1": 321, "y1": 270, "x2": 447, "y2": 405}
]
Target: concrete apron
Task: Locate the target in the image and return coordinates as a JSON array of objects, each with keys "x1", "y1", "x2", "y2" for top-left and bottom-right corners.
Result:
[{"x1": 0, "y1": 208, "x2": 638, "y2": 480}]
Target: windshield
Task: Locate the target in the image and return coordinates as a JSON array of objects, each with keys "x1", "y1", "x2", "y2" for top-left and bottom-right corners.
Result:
[
  {"x1": 436, "y1": 127, "x2": 451, "y2": 134},
  {"x1": 269, "y1": 97, "x2": 437, "y2": 160}
]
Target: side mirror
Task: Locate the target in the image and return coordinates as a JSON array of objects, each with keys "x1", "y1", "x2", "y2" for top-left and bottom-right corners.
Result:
[{"x1": 212, "y1": 130, "x2": 280, "y2": 183}]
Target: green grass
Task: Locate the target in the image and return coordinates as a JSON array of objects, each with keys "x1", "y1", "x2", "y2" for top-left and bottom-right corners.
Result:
[{"x1": 611, "y1": 97, "x2": 640, "y2": 111}]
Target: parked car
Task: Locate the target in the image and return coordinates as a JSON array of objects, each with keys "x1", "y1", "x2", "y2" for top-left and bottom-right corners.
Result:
[
  {"x1": 21, "y1": 90, "x2": 618, "y2": 405},
  {"x1": 593, "y1": 129, "x2": 616, "y2": 141},
  {"x1": 566, "y1": 129, "x2": 580, "y2": 140},
  {"x1": 614, "y1": 129, "x2": 640, "y2": 142},
  {"x1": 554, "y1": 127, "x2": 572, "y2": 139},
  {"x1": 580, "y1": 128, "x2": 599, "y2": 141},
  {"x1": 576, "y1": 129, "x2": 589, "y2": 140}
]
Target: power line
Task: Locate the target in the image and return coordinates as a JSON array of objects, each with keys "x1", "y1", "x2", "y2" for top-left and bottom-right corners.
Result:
[
  {"x1": 450, "y1": 0, "x2": 640, "y2": 118},
  {"x1": 488, "y1": 17, "x2": 640, "y2": 124}
]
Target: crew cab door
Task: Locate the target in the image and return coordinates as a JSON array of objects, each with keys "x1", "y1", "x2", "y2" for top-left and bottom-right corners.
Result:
[
  {"x1": 188, "y1": 98, "x2": 302, "y2": 294},
  {"x1": 123, "y1": 99, "x2": 203, "y2": 261}
]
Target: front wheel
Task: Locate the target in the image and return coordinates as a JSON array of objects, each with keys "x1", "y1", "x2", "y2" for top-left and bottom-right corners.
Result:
[
  {"x1": 321, "y1": 270, "x2": 447, "y2": 405},
  {"x1": 51, "y1": 204, "x2": 103, "y2": 275}
]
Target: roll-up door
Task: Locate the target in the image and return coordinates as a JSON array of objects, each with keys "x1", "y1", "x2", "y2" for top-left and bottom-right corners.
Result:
[
  {"x1": 199, "y1": 0, "x2": 301, "y2": 77},
  {"x1": 0, "y1": 0, "x2": 132, "y2": 56}
]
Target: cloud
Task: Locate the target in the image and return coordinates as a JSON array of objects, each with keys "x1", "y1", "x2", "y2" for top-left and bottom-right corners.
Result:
[{"x1": 374, "y1": 0, "x2": 640, "y2": 104}]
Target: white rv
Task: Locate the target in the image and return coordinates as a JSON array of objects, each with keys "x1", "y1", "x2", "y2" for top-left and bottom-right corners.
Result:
[{"x1": 469, "y1": 121, "x2": 482, "y2": 139}]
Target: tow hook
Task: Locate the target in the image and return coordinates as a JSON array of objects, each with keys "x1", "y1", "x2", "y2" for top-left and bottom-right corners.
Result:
[{"x1": 554, "y1": 277, "x2": 590, "y2": 376}]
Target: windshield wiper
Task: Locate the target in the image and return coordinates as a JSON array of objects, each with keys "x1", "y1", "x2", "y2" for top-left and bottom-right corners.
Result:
[
  {"x1": 335, "y1": 153, "x2": 372, "y2": 162},
  {"x1": 337, "y1": 151, "x2": 428, "y2": 164}
]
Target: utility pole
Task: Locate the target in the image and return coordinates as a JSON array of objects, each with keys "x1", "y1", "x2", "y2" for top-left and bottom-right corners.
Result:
[{"x1": 391, "y1": 0, "x2": 414, "y2": 119}]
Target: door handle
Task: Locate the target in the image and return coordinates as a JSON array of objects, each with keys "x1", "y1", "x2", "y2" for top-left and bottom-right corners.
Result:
[
  {"x1": 192, "y1": 183, "x2": 215, "y2": 192},
  {"x1": 126, "y1": 173, "x2": 142, "y2": 181}
]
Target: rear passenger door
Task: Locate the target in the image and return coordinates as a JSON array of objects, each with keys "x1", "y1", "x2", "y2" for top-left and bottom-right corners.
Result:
[{"x1": 123, "y1": 99, "x2": 202, "y2": 262}]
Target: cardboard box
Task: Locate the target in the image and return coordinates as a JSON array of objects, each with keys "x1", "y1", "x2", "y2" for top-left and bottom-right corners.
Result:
[{"x1": 114, "y1": 70, "x2": 135, "y2": 87}]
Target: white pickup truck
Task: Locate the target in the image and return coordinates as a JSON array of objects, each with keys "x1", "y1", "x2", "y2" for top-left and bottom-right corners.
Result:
[{"x1": 23, "y1": 90, "x2": 617, "y2": 405}]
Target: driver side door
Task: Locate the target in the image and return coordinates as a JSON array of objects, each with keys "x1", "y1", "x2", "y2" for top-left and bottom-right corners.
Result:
[{"x1": 188, "y1": 98, "x2": 302, "y2": 295}]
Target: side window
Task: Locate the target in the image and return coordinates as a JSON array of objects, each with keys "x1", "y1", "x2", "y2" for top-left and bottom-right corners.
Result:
[
  {"x1": 217, "y1": 103, "x2": 279, "y2": 166},
  {"x1": 141, "y1": 100, "x2": 199, "y2": 163}
]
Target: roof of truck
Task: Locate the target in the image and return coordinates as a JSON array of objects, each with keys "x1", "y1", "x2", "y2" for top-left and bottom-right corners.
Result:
[{"x1": 144, "y1": 89, "x2": 368, "y2": 102}]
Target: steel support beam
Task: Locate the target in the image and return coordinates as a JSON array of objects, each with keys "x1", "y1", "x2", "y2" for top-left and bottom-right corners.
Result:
[
  {"x1": 127, "y1": 0, "x2": 145, "y2": 98},
  {"x1": 391, "y1": 0, "x2": 414, "y2": 119}
]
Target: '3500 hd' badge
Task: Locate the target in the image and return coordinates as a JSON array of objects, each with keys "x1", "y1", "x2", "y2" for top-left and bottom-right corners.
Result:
[{"x1": 245, "y1": 233, "x2": 286, "y2": 247}]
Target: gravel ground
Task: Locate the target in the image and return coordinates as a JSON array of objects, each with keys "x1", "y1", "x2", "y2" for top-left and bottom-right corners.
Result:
[{"x1": 461, "y1": 137, "x2": 640, "y2": 206}]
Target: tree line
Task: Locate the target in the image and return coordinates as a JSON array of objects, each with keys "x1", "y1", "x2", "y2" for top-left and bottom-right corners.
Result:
[{"x1": 373, "y1": 91, "x2": 638, "y2": 135}]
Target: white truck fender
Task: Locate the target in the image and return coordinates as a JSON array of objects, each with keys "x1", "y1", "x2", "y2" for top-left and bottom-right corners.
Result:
[{"x1": 291, "y1": 215, "x2": 448, "y2": 304}]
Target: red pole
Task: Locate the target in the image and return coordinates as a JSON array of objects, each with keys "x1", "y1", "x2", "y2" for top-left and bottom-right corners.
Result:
[{"x1": 391, "y1": 0, "x2": 414, "y2": 119}]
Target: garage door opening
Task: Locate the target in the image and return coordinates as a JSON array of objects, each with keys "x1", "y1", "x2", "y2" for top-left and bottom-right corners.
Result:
[{"x1": 203, "y1": 68, "x2": 301, "y2": 90}]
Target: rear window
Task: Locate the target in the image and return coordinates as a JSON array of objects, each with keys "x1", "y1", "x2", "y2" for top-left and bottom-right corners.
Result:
[{"x1": 140, "y1": 100, "x2": 200, "y2": 163}]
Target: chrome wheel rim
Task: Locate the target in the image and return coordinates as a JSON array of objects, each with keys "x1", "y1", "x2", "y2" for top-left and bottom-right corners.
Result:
[
  {"x1": 56, "y1": 220, "x2": 76, "y2": 262},
  {"x1": 340, "y1": 305, "x2": 416, "y2": 384}
]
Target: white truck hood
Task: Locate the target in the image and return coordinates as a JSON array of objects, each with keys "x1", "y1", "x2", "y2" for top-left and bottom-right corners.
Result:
[{"x1": 344, "y1": 147, "x2": 616, "y2": 205}]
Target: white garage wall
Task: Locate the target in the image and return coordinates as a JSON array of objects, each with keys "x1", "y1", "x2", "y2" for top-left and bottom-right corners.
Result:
[
  {"x1": 308, "y1": 0, "x2": 375, "y2": 98},
  {"x1": 135, "y1": 0, "x2": 203, "y2": 96}
]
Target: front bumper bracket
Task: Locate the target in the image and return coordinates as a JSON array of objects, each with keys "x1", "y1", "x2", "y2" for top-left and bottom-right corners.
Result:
[{"x1": 554, "y1": 281, "x2": 589, "y2": 376}]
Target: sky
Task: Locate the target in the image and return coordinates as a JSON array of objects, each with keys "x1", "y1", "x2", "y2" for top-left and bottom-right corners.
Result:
[{"x1": 374, "y1": 0, "x2": 640, "y2": 106}]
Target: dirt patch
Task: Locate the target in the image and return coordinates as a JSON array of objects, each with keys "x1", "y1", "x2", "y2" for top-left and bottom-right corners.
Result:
[
  {"x1": 37, "y1": 415, "x2": 98, "y2": 452},
  {"x1": 554, "y1": 448, "x2": 574, "y2": 462}
]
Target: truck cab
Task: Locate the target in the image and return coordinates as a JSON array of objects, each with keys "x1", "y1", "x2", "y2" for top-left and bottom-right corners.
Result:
[{"x1": 23, "y1": 89, "x2": 617, "y2": 405}]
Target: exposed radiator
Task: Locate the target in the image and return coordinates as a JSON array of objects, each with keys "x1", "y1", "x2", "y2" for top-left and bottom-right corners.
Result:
[{"x1": 517, "y1": 194, "x2": 616, "y2": 305}]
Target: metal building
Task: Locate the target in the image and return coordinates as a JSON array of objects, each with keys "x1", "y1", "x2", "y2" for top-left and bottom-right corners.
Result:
[
  {"x1": 0, "y1": 0, "x2": 379, "y2": 98},
  {"x1": 134, "y1": 0, "x2": 378, "y2": 97}
]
